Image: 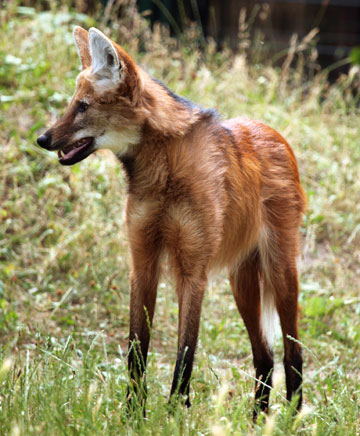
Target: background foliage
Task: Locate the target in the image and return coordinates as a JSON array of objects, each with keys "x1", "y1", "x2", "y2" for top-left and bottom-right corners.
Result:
[{"x1": 0, "y1": 1, "x2": 359, "y2": 434}]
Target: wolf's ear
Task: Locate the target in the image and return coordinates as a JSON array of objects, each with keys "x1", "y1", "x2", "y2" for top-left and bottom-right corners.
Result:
[
  {"x1": 88, "y1": 27, "x2": 122, "y2": 89},
  {"x1": 73, "y1": 26, "x2": 91, "y2": 69}
]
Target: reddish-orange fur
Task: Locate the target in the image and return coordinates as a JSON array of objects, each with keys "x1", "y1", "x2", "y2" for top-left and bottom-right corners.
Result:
[{"x1": 38, "y1": 27, "x2": 306, "y2": 417}]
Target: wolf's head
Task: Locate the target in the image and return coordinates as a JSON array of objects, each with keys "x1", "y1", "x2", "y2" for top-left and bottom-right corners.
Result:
[
  {"x1": 36, "y1": 26, "x2": 145, "y2": 165},
  {"x1": 37, "y1": 27, "x2": 201, "y2": 165}
]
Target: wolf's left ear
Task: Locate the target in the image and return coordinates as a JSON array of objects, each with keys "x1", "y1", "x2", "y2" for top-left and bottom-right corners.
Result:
[
  {"x1": 73, "y1": 26, "x2": 91, "y2": 69},
  {"x1": 89, "y1": 27, "x2": 122, "y2": 88}
]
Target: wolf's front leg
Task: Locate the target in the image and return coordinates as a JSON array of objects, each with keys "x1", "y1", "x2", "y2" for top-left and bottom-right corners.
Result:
[
  {"x1": 169, "y1": 273, "x2": 206, "y2": 408},
  {"x1": 126, "y1": 235, "x2": 161, "y2": 412}
]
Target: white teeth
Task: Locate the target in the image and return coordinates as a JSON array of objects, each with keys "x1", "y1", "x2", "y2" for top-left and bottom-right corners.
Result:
[{"x1": 58, "y1": 138, "x2": 90, "y2": 159}]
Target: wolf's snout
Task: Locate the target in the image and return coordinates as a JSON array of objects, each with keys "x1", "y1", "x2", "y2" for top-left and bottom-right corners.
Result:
[{"x1": 36, "y1": 133, "x2": 52, "y2": 149}]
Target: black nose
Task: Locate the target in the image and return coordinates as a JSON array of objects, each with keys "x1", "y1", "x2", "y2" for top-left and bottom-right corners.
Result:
[{"x1": 36, "y1": 133, "x2": 52, "y2": 149}]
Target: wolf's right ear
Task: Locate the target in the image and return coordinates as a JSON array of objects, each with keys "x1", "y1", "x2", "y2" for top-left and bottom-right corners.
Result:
[
  {"x1": 73, "y1": 26, "x2": 91, "y2": 69},
  {"x1": 88, "y1": 27, "x2": 123, "y2": 91},
  {"x1": 87, "y1": 27, "x2": 143, "y2": 103}
]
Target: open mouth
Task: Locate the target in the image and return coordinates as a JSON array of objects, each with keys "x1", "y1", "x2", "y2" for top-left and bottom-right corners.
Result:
[{"x1": 58, "y1": 137, "x2": 94, "y2": 165}]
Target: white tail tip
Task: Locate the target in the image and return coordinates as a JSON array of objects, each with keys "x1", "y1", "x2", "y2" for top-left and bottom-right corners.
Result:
[{"x1": 260, "y1": 288, "x2": 280, "y2": 348}]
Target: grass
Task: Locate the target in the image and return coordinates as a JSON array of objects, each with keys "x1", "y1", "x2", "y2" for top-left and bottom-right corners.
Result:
[{"x1": 0, "y1": 1, "x2": 360, "y2": 435}]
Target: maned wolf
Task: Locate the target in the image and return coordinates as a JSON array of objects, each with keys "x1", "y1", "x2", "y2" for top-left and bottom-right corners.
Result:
[{"x1": 37, "y1": 26, "x2": 306, "y2": 418}]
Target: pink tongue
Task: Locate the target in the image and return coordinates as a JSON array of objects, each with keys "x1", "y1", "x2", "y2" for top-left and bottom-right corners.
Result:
[{"x1": 62, "y1": 142, "x2": 89, "y2": 160}]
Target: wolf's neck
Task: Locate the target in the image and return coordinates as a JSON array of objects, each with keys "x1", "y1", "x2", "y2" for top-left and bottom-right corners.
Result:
[
  {"x1": 118, "y1": 74, "x2": 219, "y2": 194},
  {"x1": 118, "y1": 130, "x2": 170, "y2": 196},
  {"x1": 139, "y1": 72, "x2": 202, "y2": 137}
]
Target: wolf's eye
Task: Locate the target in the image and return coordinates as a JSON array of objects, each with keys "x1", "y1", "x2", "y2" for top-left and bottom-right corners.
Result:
[{"x1": 78, "y1": 102, "x2": 89, "y2": 113}]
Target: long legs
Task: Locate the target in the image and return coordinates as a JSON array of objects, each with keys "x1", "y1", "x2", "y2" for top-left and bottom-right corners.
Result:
[
  {"x1": 230, "y1": 253, "x2": 302, "y2": 417},
  {"x1": 169, "y1": 274, "x2": 206, "y2": 406},
  {"x1": 127, "y1": 237, "x2": 161, "y2": 408},
  {"x1": 275, "y1": 263, "x2": 303, "y2": 408},
  {"x1": 126, "y1": 218, "x2": 302, "y2": 415},
  {"x1": 230, "y1": 254, "x2": 274, "y2": 419}
]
